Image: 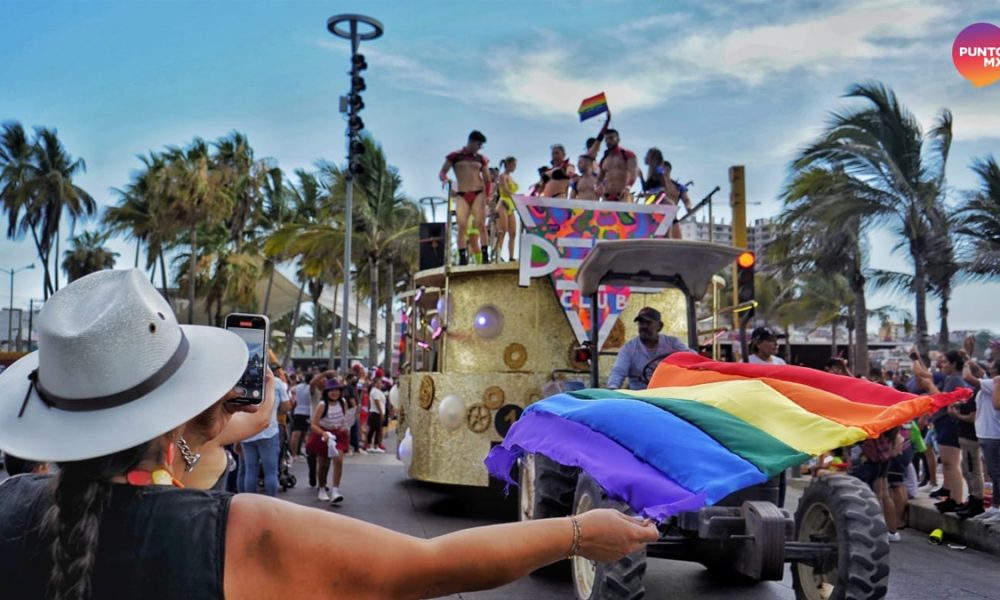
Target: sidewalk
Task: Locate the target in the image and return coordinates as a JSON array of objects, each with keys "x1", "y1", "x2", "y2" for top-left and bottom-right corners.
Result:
[{"x1": 787, "y1": 474, "x2": 1000, "y2": 557}]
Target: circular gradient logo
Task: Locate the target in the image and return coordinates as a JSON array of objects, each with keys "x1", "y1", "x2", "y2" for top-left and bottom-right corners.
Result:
[{"x1": 953, "y1": 23, "x2": 1000, "y2": 88}]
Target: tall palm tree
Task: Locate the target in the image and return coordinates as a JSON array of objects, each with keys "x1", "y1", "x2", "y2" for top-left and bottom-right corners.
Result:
[
  {"x1": 1, "y1": 124, "x2": 95, "y2": 299},
  {"x1": 264, "y1": 169, "x2": 343, "y2": 366},
  {"x1": 256, "y1": 166, "x2": 291, "y2": 315},
  {"x1": 775, "y1": 166, "x2": 872, "y2": 373},
  {"x1": 161, "y1": 138, "x2": 232, "y2": 323},
  {"x1": 795, "y1": 83, "x2": 952, "y2": 355},
  {"x1": 61, "y1": 229, "x2": 118, "y2": 282},
  {"x1": 958, "y1": 156, "x2": 1000, "y2": 276},
  {"x1": 323, "y1": 136, "x2": 422, "y2": 366},
  {"x1": 104, "y1": 152, "x2": 173, "y2": 296}
]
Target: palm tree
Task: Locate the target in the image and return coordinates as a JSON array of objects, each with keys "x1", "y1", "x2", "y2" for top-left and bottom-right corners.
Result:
[
  {"x1": 0, "y1": 124, "x2": 95, "y2": 299},
  {"x1": 104, "y1": 152, "x2": 173, "y2": 296},
  {"x1": 161, "y1": 138, "x2": 233, "y2": 323},
  {"x1": 324, "y1": 136, "x2": 422, "y2": 367},
  {"x1": 256, "y1": 166, "x2": 291, "y2": 315},
  {"x1": 958, "y1": 156, "x2": 1000, "y2": 276},
  {"x1": 774, "y1": 166, "x2": 872, "y2": 373},
  {"x1": 61, "y1": 230, "x2": 118, "y2": 282},
  {"x1": 264, "y1": 169, "x2": 342, "y2": 366},
  {"x1": 795, "y1": 83, "x2": 952, "y2": 356}
]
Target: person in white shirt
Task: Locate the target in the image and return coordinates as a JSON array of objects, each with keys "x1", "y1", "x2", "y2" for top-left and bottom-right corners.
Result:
[
  {"x1": 748, "y1": 327, "x2": 787, "y2": 365},
  {"x1": 366, "y1": 378, "x2": 388, "y2": 453},
  {"x1": 289, "y1": 377, "x2": 312, "y2": 459},
  {"x1": 964, "y1": 359, "x2": 1000, "y2": 519}
]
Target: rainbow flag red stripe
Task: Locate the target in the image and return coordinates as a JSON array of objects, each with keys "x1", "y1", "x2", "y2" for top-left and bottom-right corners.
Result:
[{"x1": 578, "y1": 92, "x2": 608, "y2": 121}]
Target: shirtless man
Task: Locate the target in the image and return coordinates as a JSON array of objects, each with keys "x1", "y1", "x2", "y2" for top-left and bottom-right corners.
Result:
[
  {"x1": 571, "y1": 154, "x2": 602, "y2": 200},
  {"x1": 440, "y1": 130, "x2": 492, "y2": 265},
  {"x1": 599, "y1": 129, "x2": 638, "y2": 202},
  {"x1": 541, "y1": 144, "x2": 575, "y2": 198}
]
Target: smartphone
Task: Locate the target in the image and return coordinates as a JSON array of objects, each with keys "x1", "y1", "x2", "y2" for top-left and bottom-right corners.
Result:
[{"x1": 225, "y1": 313, "x2": 270, "y2": 405}]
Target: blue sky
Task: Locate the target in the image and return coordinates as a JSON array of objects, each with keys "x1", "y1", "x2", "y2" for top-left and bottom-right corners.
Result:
[{"x1": 2, "y1": 0, "x2": 999, "y2": 332}]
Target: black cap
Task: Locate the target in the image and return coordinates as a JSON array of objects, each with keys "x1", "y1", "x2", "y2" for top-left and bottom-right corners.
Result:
[
  {"x1": 750, "y1": 327, "x2": 779, "y2": 342},
  {"x1": 634, "y1": 307, "x2": 662, "y2": 323}
]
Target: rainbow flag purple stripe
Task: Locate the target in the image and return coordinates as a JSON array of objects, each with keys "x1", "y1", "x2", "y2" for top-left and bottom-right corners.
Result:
[{"x1": 578, "y1": 92, "x2": 608, "y2": 122}]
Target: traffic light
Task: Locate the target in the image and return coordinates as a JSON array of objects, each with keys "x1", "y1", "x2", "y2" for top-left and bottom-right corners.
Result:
[
  {"x1": 348, "y1": 115, "x2": 365, "y2": 134},
  {"x1": 736, "y1": 251, "x2": 755, "y2": 315}
]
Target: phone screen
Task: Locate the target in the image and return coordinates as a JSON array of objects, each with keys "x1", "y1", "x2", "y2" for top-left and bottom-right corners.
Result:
[{"x1": 225, "y1": 314, "x2": 270, "y2": 405}]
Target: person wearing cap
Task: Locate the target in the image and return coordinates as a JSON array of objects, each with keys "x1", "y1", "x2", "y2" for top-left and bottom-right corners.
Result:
[
  {"x1": 306, "y1": 378, "x2": 353, "y2": 503},
  {"x1": 366, "y1": 377, "x2": 388, "y2": 453},
  {"x1": 0, "y1": 270, "x2": 658, "y2": 600},
  {"x1": 606, "y1": 306, "x2": 694, "y2": 390},
  {"x1": 748, "y1": 327, "x2": 787, "y2": 365}
]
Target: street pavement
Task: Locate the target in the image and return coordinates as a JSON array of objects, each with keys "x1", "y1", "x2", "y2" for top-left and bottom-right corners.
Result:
[{"x1": 278, "y1": 434, "x2": 1000, "y2": 600}]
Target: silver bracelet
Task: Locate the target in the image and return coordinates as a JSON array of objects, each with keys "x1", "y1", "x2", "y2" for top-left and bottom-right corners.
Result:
[{"x1": 567, "y1": 516, "x2": 582, "y2": 558}]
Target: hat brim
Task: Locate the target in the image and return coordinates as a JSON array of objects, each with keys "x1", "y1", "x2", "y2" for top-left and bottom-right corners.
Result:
[
  {"x1": 0, "y1": 325, "x2": 248, "y2": 462},
  {"x1": 633, "y1": 316, "x2": 660, "y2": 323}
]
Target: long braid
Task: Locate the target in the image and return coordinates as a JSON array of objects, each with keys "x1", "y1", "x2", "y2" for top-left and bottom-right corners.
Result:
[{"x1": 41, "y1": 442, "x2": 153, "y2": 600}]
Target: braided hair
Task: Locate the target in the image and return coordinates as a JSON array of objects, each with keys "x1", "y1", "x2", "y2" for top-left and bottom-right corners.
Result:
[{"x1": 41, "y1": 441, "x2": 155, "y2": 600}]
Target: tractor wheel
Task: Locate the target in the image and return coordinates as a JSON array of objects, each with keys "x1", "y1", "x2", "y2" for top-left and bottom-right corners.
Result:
[
  {"x1": 792, "y1": 474, "x2": 889, "y2": 600},
  {"x1": 519, "y1": 453, "x2": 578, "y2": 521},
  {"x1": 572, "y1": 472, "x2": 646, "y2": 600}
]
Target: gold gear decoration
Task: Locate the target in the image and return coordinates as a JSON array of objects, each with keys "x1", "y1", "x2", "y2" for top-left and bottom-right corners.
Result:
[
  {"x1": 418, "y1": 375, "x2": 435, "y2": 410},
  {"x1": 467, "y1": 403, "x2": 492, "y2": 433},
  {"x1": 483, "y1": 386, "x2": 505, "y2": 410},
  {"x1": 503, "y1": 342, "x2": 528, "y2": 370},
  {"x1": 605, "y1": 318, "x2": 626, "y2": 350}
]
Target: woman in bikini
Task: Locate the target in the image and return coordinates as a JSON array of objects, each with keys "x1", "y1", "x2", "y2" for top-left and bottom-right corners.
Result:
[
  {"x1": 644, "y1": 148, "x2": 692, "y2": 239},
  {"x1": 496, "y1": 157, "x2": 519, "y2": 262}
]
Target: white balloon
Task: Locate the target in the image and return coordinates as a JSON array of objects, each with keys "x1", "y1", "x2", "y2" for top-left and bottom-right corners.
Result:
[
  {"x1": 389, "y1": 384, "x2": 399, "y2": 407},
  {"x1": 398, "y1": 430, "x2": 414, "y2": 471},
  {"x1": 438, "y1": 394, "x2": 466, "y2": 431}
]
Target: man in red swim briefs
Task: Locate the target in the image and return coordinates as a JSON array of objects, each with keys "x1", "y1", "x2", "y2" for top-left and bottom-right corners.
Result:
[
  {"x1": 439, "y1": 130, "x2": 492, "y2": 265},
  {"x1": 599, "y1": 129, "x2": 638, "y2": 202}
]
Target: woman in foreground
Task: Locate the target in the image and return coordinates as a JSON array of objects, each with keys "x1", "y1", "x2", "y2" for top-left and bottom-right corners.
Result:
[{"x1": 0, "y1": 269, "x2": 657, "y2": 600}]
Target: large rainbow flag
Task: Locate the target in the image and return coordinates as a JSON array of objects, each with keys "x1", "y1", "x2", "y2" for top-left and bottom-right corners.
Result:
[{"x1": 485, "y1": 353, "x2": 972, "y2": 521}]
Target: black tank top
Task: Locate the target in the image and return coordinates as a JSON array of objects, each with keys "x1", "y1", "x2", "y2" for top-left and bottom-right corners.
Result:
[{"x1": 0, "y1": 474, "x2": 231, "y2": 599}]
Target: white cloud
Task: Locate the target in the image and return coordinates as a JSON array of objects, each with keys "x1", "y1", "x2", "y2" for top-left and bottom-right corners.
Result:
[{"x1": 671, "y1": 1, "x2": 946, "y2": 85}]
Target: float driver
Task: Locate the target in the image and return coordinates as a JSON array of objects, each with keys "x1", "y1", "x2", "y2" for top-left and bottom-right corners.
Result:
[
  {"x1": 440, "y1": 130, "x2": 493, "y2": 265},
  {"x1": 607, "y1": 307, "x2": 694, "y2": 390}
]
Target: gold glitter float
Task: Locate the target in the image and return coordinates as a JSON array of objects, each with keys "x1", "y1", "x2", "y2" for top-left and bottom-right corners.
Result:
[{"x1": 419, "y1": 375, "x2": 435, "y2": 410}]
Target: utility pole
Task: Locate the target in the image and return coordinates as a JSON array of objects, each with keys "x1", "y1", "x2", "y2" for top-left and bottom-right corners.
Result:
[
  {"x1": 327, "y1": 14, "x2": 383, "y2": 371},
  {"x1": 729, "y1": 166, "x2": 747, "y2": 330}
]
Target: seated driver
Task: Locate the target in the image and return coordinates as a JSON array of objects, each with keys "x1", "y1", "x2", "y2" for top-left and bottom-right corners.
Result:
[{"x1": 606, "y1": 307, "x2": 694, "y2": 390}]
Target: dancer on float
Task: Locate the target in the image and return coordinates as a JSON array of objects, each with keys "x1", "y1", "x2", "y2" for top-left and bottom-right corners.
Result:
[
  {"x1": 440, "y1": 130, "x2": 492, "y2": 265},
  {"x1": 496, "y1": 156, "x2": 519, "y2": 261},
  {"x1": 0, "y1": 270, "x2": 658, "y2": 600},
  {"x1": 599, "y1": 122, "x2": 638, "y2": 202},
  {"x1": 541, "y1": 144, "x2": 575, "y2": 198},
  {"x1": 643, "y1": 148, "x2": 693, "y2": 238},
  {"x1": 571, "y1": 154, "x2": 602, "y2": 200}
]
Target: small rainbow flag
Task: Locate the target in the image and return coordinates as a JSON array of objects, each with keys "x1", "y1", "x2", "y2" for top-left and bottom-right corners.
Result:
[{"x1": 578, "y1": 92, "x2": 609, "y2": 122}]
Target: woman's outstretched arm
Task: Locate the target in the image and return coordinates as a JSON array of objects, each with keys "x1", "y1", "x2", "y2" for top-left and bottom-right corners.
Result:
[{"x1": 224, "y1": 493, "x2": 658, "y2": 600}]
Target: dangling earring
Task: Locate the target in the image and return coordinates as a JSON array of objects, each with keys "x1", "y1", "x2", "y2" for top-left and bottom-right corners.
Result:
[{"x1": 166, "y1": 440, "x2": 176, "y2": 466}]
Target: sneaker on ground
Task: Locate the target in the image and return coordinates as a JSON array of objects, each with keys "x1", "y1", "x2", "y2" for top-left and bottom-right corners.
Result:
[
  {"x1": 887, "y1": 532, "x2": 902, "y2": 543},
  {"x1": 372, "y1": 447, "x2": 386, "y2": 454},
  {"x1": 318, "y1": 487, "x2": 330, "y2": 502},
  {"x1": 330, "y1": 488, "x2": 344, "y2": 504},
  {"x1": 358, "y1": 448, "x2": 368, "y2": 454}
]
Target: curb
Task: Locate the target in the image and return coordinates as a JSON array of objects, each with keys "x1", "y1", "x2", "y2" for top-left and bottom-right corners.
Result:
[{"x1": 787, "y1": 475, "x2": 1000, "y2": 557}]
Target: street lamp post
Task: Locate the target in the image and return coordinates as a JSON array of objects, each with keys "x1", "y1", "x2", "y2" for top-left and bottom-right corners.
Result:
[
  {"x1": 2, "y1": 263, "x2": 35, "y2": 352},
  {"x1": 327, "y1": 13, "x2": 383, "y2": 372}
]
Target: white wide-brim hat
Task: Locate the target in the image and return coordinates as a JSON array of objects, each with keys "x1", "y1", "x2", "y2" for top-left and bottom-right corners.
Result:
[{"x1": 0, "y1": 269, "x2": 248, "y2": 462}]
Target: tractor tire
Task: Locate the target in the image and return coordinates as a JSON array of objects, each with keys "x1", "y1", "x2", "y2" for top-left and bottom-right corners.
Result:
[
  {"x1": 519, "y1": 453, "x2": 578, "y2": 521},
  {"x1": 792, "y1": 474, "x2": 889, "y2": 600},
  {"x1": 572, "y1": 472, "x2": 647, "y2": 600}
]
